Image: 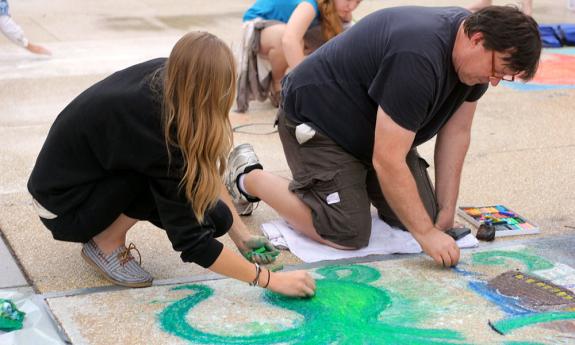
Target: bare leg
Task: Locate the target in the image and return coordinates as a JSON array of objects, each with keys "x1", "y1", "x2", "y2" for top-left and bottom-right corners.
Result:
[
  {"x1": 259, "y1": 24, "x2": 289, "y2": 93},
  {"x1": 243, "y1": 169, "x2": 354, "y2": 250},
  {"x1": 467, "y1": 0, "x2": 492, "y2": 12},
  {"x1": 92, "y1": 214, "x2": 138, "y2": 255}
]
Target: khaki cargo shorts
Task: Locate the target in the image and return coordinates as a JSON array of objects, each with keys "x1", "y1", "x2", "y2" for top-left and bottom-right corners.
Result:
[{"x1": 277, "y1": 110, "x2": 438, "y2": 248}]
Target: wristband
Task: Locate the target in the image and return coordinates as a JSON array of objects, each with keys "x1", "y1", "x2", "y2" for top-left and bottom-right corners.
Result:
[
  {"x1": 249, "y1": 263, "x2": 261, "y2": 286},
  {"x1": 262, "y1": 268, "x2": 271, "y2": 289}
]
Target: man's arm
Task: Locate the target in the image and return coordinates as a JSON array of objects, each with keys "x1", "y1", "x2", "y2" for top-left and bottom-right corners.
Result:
[
  {"x1": 373, "y1": 107, "x2": 460, "y2": 266},
  {"x1": 434, "y1": 101, "x2": 476, "y2": 231}
]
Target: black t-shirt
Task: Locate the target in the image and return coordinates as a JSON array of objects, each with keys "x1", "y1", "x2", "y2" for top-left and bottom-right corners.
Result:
[
  {"x1": 282, "y1": 6, "x2": 489, "y2": 163},
  {"x1": 27, "y1": 59, "x2": 224, "y2": 268}
]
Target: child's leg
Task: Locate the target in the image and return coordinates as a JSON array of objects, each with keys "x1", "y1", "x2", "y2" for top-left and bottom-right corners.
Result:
[
  {"x1": 259, "y1": 24, "x2": 288, "y2": 93},
  {"x1": 92, "y1": 214, "x2": 138, "y2": 255},
  {"x1": 33, "y1": 173, "x2": 156, "y2": 287},
  {"x1": 39, "y1": 173, "x2": 149, "y2": 250}
]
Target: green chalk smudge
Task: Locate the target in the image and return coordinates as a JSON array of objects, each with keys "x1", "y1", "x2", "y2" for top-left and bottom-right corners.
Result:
[
  {"x1": 472, "y1": 250, "x2": 554, "y2": 272},
  {"x1": 491, "y1": 311, "x2": 575, "y2": 335}
]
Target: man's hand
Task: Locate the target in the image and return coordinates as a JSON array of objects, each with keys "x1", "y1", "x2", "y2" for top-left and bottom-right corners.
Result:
[
  {"x1": 236, "y1": 235, "x2": 280, "y2": 264},
  {"x1": 414, "y1": 228, "x2": 460, "y2": 267}
]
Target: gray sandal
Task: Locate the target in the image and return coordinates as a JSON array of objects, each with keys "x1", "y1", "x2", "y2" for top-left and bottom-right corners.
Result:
[{"x1": 81, "y1": 240, "x2": 153, "y2": 288}]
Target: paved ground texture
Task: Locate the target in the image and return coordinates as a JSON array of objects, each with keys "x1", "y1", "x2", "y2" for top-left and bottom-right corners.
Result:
[{"x1": 1, "y1": 0, "x2": 574, "y2": 344}]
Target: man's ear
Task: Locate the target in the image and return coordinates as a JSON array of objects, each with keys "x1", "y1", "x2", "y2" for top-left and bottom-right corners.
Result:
[{"x1": 469, "y1": 32, "x2": 484, "y2": 47}]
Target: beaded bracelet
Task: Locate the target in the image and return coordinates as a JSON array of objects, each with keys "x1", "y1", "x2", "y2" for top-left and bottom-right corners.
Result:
[{"x1": 249, "y1": 263, "x2": 261, "y2": 286}]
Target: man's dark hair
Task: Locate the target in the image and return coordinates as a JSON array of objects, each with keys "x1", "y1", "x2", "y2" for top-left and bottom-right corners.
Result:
[{"x1": 464, "y1": 6, "x2": 541, "y2": 80}]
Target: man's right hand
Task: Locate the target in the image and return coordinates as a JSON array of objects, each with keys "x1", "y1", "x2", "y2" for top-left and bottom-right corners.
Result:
[
  {"x1": 267, "y1": 270, "x2": 316, "y2": 298},
  {"x1": 414, "y1": 228, "x2": 460, "y2": 267}
]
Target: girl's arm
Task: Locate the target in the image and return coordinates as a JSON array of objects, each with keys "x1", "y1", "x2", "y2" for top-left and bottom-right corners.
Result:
[
  {"x1": 282, "y1": 2, "x2": 317, "y2": 69},
  {"x1": 209, "y1": 246, "x2": 316, "y2": 297}
]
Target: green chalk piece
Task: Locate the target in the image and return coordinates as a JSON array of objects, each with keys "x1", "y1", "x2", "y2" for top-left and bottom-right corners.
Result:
[
  {"x1": 254, "y1": 246, "x2": 267, "y2": 254},
  {"x1": 0, "y1": 299, "x2": 25, "y2": 332},
  {"x1": 244, "y1": 247, "x2": 281, "y2": 262}
]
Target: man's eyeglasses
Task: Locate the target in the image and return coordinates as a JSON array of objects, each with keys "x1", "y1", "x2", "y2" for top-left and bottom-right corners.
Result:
[{"x1": 491, "y1": 50, "x2": 515, "y2": 82}]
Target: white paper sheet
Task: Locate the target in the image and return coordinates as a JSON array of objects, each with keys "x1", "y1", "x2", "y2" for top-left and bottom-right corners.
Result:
[
  {"x1": 0, "y1": 290, "x2": 65, "y2": 345},
  {"x1": 261, "y1": 215, "x2": 479, "y2": 263}
]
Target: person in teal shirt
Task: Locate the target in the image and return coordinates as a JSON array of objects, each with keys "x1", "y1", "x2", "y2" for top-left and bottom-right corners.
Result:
[
  {"x1": 241, "y1": 0, "x2": 361, "y2": 107},
  {"x1": 244, "y1": 0, "x2": 321, "y2": 24}
]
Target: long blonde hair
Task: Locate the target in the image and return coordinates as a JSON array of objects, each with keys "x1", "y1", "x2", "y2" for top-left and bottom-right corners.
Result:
[
  {"x1": 317, "y1": 0, "x2": 343, "y2": 41},
  {"x1": 162, "y1": 32, "x2": 235, "y2": 222}
]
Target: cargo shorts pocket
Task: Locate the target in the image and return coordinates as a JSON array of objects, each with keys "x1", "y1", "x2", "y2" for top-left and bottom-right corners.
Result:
[{"x1": 289, "y1": 171, "x2": 370, "y2": 247}]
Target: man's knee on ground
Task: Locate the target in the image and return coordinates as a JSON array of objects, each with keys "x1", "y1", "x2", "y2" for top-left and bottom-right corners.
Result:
[{"x1": 314, "y1": 211, "x2": 371, "y2": 249}]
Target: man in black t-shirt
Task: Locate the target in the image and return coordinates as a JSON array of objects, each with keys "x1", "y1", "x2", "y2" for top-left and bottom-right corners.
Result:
[{"x1": 227, "y1": 6, "x2": 541, "y2": 267}]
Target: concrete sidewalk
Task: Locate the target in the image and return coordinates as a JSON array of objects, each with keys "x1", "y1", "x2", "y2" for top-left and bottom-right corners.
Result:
[{"x1": 1, "y1": 0, "x2": 575, "y2": 344}]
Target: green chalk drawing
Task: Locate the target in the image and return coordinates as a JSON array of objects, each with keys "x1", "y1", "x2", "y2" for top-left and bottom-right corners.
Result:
[
  {"x1": 491, "y1": 311, "x2": 575, "y2": 335},
  {"x1": 472, "y1": 250, "x2": 554, "y2": 272},
  {"x1": 159, "y1": 284, "x2": 291, "y2": 344},
  {"x1": 316, "y1": 264, "x2": 381, "y2": 284},
  {"x1": 158, "y1": 265, "x2": 465, "y2": 344}
]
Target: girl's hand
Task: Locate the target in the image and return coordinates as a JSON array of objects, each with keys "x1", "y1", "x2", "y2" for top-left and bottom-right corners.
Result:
[
  {"x1": 266, "y1": 270, "x2": 316, "y2": 298},
  {"x1": 237, "y1": 235, "x2": 280, "y2": 264}
]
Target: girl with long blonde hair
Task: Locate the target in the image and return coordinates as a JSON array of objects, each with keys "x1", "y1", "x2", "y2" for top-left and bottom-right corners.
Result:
[{"x1": 28, "y1": 32, "x2": 315, "y2": 297}]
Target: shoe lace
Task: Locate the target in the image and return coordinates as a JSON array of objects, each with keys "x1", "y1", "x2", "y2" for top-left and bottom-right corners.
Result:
[{"x1": 118, "y1": 242, "x2": 142, "y2": 266}]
